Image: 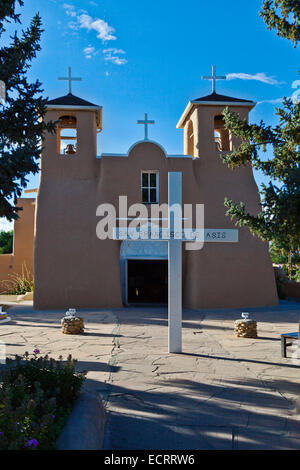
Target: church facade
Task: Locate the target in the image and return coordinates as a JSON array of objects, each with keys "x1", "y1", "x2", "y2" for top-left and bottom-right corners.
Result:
[{"x1": 32, "y1": 84, "x2": 278, "y2": 310}]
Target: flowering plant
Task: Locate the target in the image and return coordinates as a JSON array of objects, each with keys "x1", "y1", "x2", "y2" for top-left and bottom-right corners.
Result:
[{"x1": 0, "y1": 350, "x2": 85, "y2": 450}]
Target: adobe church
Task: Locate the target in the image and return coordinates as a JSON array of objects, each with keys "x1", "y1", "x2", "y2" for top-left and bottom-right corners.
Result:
[{"x1": 0, "y1": 67, "x2": 278, "y2": 310}]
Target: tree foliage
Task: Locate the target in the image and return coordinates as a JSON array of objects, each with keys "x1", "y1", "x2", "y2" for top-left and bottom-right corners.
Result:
[
  {"x1": 260, "y1": 0, "x2": 300, "y2": 46},
  {"x1": 0, "y1": 0, "x2": 55, "y2": 221},
  {"x1": 269, "y1": 241, "x2": 300, "y2": 280},
  {"x1": 222, "y1": 98, "x2": 300, "y2": 253},
  {"x1": 0, "y1": 230, "x2": 13, "y2": 254},
  {"x1": 219, "y1": 1, "x2": 300, "y2": 262}
]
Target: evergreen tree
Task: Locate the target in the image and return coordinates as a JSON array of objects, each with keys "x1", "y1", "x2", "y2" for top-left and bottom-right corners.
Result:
[
  {"x1": 269, "y1": 241, "x2": 300, "y2": 280},
  {"x1": 260, "y1": 0, "x2": 300, "y2": 46},
  {"x1": 220, "y1": 1, "x2": 300, "y2": 275},
  {"x1": 0, "y1": 0, "x2": 55, "y2": 221}
]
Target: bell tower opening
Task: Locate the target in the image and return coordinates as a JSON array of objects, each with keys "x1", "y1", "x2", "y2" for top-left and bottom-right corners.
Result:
[
  {"x1": 57, "y1": 115, "x2": 77, "y2": 155},
  {"x1": 214, "y1": 115, "x2": 231, "y2": 152}
]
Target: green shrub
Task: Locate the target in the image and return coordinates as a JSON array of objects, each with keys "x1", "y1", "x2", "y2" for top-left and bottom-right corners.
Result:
[
  {"x1": 3, "y1": 263, "x2": 33, "y2": 295},
  {"x1": 279, "y1": 264, "x2": 300, "y2": 282},
  {"x1": 0, "y1": 351, "x2": 85, "y2": 450}
]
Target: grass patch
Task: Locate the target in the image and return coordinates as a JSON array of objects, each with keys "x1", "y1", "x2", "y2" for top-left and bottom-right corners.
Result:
[{"x1": 3, "y1": 263, "x2": 33, "y2": 295}]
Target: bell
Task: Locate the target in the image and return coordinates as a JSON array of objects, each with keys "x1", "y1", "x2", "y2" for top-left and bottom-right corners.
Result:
[{"x1": 65, "y1": 144, "x2": 76, "y2": 155}]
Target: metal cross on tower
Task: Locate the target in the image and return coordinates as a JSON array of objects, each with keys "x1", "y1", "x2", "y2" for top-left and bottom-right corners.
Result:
[
  {"x1": 202, "y1": 65, "x2": 226, "y2": 94},
  {"x1": 58, "y1": 67, "x2": 82, "y2": 94},
  {"x1": 137, "y1": 113, "x2": 155, "y2": 140}
]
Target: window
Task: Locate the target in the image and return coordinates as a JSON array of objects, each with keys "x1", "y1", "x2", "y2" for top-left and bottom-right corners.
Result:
[
  {"x1": 141, "y1": 171, "x2": 159, "y2": 204},
  {"x1": 214, "y1": 115, "x2": 231, "y2": 151},
  {"x1": 57, "y1": 115, "x2": 77, "y2": 155}
]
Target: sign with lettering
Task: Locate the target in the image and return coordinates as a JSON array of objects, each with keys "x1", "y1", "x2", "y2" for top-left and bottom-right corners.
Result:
[
  {"x1": 204, "y1": 229, "x2": 238, "y2": 243},
  {"x1": 113, "y1": 227, "x2": 238, "y2": 242}
]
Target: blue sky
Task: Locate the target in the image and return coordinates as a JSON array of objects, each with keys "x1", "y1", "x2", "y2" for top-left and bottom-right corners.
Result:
[{"x1": 0, "y1": 0, "x2": 299, "y2": 230}]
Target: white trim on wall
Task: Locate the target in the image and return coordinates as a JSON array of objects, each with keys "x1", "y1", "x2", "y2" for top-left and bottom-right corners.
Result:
[{"x1": 99, "y1": 140, "x2": 193, "y2": 159}]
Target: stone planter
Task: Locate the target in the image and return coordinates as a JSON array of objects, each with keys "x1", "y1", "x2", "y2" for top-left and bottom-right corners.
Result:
[
  {"x1": 235, "y1": 319, "x2": 257, "y2": 338},
  {"x1": 61, "y1": 317, "x2": 84, "y2": 335}
]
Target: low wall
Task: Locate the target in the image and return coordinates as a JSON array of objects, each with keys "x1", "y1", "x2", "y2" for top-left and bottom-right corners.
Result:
[
  {"x1": 0, "y1": 254, "x2": 13, "y2": 293},
  {"x1": 284, "y1": 281, "x2": 300, "y2": 300},
  {"x1": 56, "y1": 391, "x2": 106, "y2": 450},
  {"x1": 0, "y1": 198, "x2": 35, "y2": 293}
]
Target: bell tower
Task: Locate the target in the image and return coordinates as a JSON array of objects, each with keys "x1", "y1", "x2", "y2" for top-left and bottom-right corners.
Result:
[
  {"x1": 177, "y1": 65, "x2": 255, "y2": 158},
  {"x1": 177, "y1": 93, "x2": 255, "y2": 158},
  {"x1": 34, "y1": 70, "x2": 103, "y2": 309},
  {"x1": 40, "y1": 67, "x2": 102, "y2": 177},
  {"x1": 43, "y1": 93, "x2": 102, "y2": 176},
  {"x1": 176, "y1": 68, "x2": 277, "y2": 310}
]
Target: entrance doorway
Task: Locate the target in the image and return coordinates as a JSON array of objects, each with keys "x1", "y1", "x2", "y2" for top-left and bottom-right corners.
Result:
[{"x1": 127, "y1": 260, "x2": 168, "y2": 304}]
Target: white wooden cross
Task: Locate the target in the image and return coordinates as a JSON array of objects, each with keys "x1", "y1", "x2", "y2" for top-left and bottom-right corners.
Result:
[
  {"x1": 113, "y1": 172, "x2": 238, "y2": 353},
  {"x1": 137, "y1": 113, "x2": 155, "y2": 140},
  {"x1": 168, "y1": 172, "x2": 182, "y2": 353},
  {"x1": 167, "y1": 173, "x2": 238, "y2": 353},
  {"x1": 58, "y1": 66, "x2": 82, "y2": 94},
  {"x1": 202, "y1": 65, "x2": 226, "y2": 93}
]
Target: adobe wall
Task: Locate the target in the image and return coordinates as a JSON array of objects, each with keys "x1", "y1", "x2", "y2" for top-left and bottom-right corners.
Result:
[
  {"x1": 182, "y1": 105, "x2": 277, "y2": 308},
  {"x1": 0, "y1": 254, "x2": 13, "y2": 292},
  {"x1": 283, "y1": 281, "x2": 300, "y2": 300},
  {"x1": 34, "y1": 107, "x2": 278, "y2": 310},
  {"x1": 0, "y1": 198, "x2": 35, "y2": 292},
  {"x1": 34, "y1": 109, "x2": 122, "y2": 309}
]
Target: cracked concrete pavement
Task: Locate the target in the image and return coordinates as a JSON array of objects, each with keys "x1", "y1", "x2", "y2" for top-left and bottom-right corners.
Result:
[{"x1": 1, "y1": 301, "x2": 300, "y2": 449}]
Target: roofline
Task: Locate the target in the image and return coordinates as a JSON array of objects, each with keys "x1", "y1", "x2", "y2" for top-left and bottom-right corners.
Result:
[
  {"x1": 176, "y1": 100, "x2": 256, "y2": 129},
  {"x1": 191, "y1": 99, "x2": 255, "y2": 107},
  {"x1": 100, "y1": 139, "x2": 194, "y2": 159},
  {"x1": 46, "y1": 104, "x2": 103, "y2": 130},
  {"x1": 176, "y1": 101, "x2": 193, "y2": 129},
  {"x1": 46, "y1": 104, "x2": 102, "y2": 111}
]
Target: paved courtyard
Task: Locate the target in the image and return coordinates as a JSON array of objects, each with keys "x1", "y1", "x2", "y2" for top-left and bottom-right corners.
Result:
[{"x1": 1, "y1": 301, "x2": 300, "y2": 449}]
